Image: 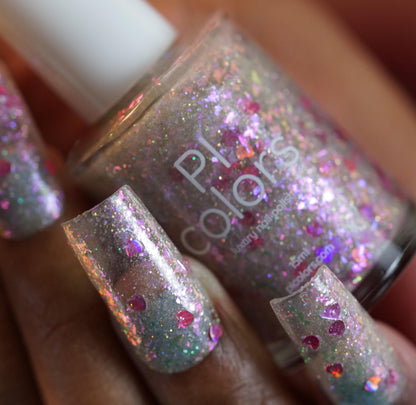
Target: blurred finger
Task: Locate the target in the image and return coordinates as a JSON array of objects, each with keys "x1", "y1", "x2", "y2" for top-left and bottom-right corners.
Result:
[{"x1": 0, "y1": 63, "x2": 63, "y2": 240}]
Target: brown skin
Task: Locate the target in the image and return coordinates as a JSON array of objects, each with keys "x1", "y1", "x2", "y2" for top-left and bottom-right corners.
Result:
[
  {"x1": 321, "y1": 0, "x2": 416, "y2": 99},
  {"x1": 0, "y1": 0, "x2": 415, "y2": 404},
  {"x1": 0, "y1": 284, "x2": 42, "y2": 404}
]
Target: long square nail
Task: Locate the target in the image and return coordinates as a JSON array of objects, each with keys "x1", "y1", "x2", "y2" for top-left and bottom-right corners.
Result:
[
  {"x1": 63, "y1": 185, "x2": 221, "y2": 373},
  {"x1": 270, "y1": 265, "x2": 404, "y2": 404}
]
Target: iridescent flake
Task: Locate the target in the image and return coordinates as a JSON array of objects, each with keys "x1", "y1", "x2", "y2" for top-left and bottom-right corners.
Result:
[
  {"x1": 352, "y1": 245, "x2": 368, "y2": 266},
  {"x1": 209, "y1": 324, "x2": 223, "y2": 343},
  {"x1": 236, "y1": 144, "x2": 254, "y2": 160},
  {"x1": 326, "y1": 363, "x2": 343, "y2": 378},
  {"x1": 222, "y1": 128, "x2": 241, "y2": 146},
  {"x1": 124, "y1": 239, "x2": 143, "y2": 257},
  {"x1": 305, "y1": 220, "x2": 323, "y2": 238},
  {"x1": 320, "y1": 303, "x2": 340, "y2": 320},
  {"x1": 365, "y1": 376, "x2": 381, "y2": 392},
  {"x1": 240, "y1": 211, "x2": 256, "y2": 226}
]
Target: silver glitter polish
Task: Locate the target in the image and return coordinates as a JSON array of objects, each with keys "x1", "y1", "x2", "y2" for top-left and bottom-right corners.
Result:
[{"x1": 63, "y1": 185, "x2": 221, "y2": 373}]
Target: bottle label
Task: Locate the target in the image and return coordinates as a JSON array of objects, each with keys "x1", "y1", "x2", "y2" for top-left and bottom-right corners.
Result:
[{"x1": 175, "y1": 134, "x2": 299, "y2": 261}]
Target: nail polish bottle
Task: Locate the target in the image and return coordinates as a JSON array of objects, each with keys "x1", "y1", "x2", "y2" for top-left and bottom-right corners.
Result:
[{"x1": 1, "y1": 0, "x2": 414, "y2": 366}]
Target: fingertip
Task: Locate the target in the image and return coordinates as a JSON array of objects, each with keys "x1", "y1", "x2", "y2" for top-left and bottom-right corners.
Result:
[{"x1": 377, "y1": 322, "x2": 416, "y2": 405}]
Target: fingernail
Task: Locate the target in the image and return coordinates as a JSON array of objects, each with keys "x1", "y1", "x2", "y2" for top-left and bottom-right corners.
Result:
[
  {"x1": 270, "y1": 265, "x2": 404, "y2": 404},
  {"x1": 62, "y1": 185, "x2": 221, "y2": 373},
  {"x1": 0, "y1": 64, "x2": 64, "y2": 239}
]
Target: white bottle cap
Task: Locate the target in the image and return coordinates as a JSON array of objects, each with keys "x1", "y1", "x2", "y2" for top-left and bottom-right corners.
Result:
[{"x1": 0, "y1": 0, "x2": 176, "y2": 122}]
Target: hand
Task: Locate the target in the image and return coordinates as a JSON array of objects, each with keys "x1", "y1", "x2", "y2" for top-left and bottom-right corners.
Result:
[{"x1": 0, "y1": 1, "x2": 415, "y2": 404}]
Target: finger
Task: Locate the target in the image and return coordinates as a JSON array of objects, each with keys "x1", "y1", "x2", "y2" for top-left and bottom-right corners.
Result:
[
  {"x1": 0, "y1": 30, "x2": 294, "y2": 404},
  {"x1": 0, "y1": 145, "x2": 154, "y2": 403},
  {"x1": 271, "y1": 265, "x2": 414, "y2": 405},
  {"x1": 0, "y1": 63, "x2": 64, "y2": 240},
  {"x1": 372, "y1": 256, "x2": 416, "y2": 341},
  {"x1": 0, "y1": 184, "x2": 156, "y2": 404},
  {"x1": 0, "y1": 284, "x2": 43, "y2": 404},
  {"x1": 63, "y1": 185, "x2": 299, "y2": 405},
  {"x1": 190, "y1": 257, "x2": 329, "y2": 405},
  {"x1": 0, "y1": 59, "x2": 154, "y2": 404},
  {"x1": 378, "y1": 323, "x2": 416, "y2": 404}
]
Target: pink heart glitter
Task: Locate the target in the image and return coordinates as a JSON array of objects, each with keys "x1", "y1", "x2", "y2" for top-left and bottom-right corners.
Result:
[
  {"x1": 128, "y1": 295, "x2": 146, "y2": 311},
  {"x1": 328, "y1": 320, "x2": 345, "y2": 337},
  {"x1": 302, "y1": 335, "x2": 320, "y2": 350},
  {"x1": 177, "y1": 310, "x2": 194, "y2": 328}
]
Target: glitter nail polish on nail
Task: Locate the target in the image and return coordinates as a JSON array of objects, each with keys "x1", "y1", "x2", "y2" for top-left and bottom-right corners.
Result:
[
  {"x1": 270, "y1": 265, "x2": 404, "y2": 404},
  {"x1": 0, "y1": 63, "x2": 63, "y2": 239},
  {"x1": 62, "y1": 185, "x2": 221, "y2": 373},
  {"x1": 1, "y1": 1, "x2": 415, "y2": 366}
]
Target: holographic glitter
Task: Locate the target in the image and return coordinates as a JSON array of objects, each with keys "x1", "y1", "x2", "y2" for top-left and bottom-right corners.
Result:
[
  {"x1": 209, "y1": 324, "x2": 223, "y2": 343},
  {"x1": 365, "y1": 376, "x2": 382, "y2": 392},
  {"x1": 270, "y1": 265, "x2": 404, "y2": 404},
  {"x1": 0, "y1": 63, "x2": 63, "y2": 239},
  {"x1": 70, "y1": 16, "x2": 414, "y2": 364},
  {"x1": 320, "y1": 303, "x2": 340, "y2": 320},
  {"x1": 63, "y1": 185, "x2": 221, "y2": 373}
]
